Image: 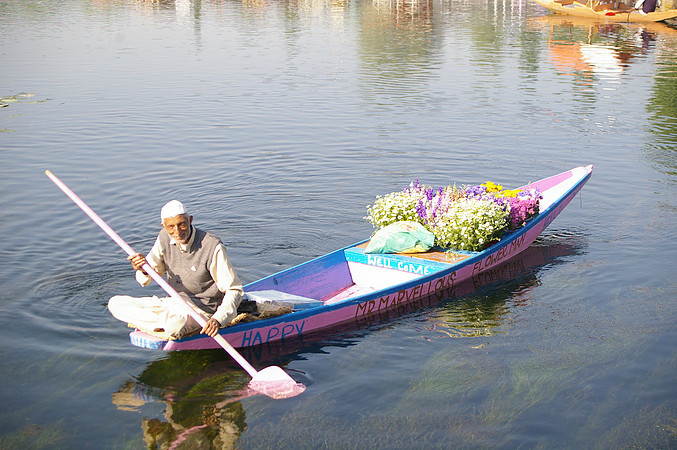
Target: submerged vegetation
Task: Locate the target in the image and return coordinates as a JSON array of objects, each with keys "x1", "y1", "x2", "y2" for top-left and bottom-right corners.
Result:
[
  {"x1": 0, "y1": 423, "x2": 65, "y2": 449},
  {"x1": 0, "y1": 92, "x2": 47, "y2": 108}
]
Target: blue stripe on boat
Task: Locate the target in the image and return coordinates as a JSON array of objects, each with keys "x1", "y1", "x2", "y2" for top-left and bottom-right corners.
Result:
[
  {"x1": 129, "y1": 331, "x2": 166, "y2": 349},
  {"x1": 344, "y1": 245, "x2": 455, "y2": 275}
]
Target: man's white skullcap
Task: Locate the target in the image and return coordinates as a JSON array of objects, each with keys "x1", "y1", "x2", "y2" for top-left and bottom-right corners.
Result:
[{"x1": 161, "y1": 200, "x2": 187, "y2": 220}]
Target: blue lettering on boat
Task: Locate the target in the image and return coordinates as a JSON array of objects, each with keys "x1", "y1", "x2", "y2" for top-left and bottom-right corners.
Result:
[
  {"x1": 281, "y1": 324, "x2": 295, "y2": 339},
  {"x1": 266, "y1": 327, "x2": 279, "y2": 342},
  {"x1": 241, "y1": 320, "x2": 306, "y2": 346}
]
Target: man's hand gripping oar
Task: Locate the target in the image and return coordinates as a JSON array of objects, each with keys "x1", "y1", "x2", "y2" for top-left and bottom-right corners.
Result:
[{"x1": 126, "y1": 251, "x2": 220, "y2": 337}]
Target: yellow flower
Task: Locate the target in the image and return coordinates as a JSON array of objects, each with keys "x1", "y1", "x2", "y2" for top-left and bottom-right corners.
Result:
[
  {"x1": 499, "y1": 189, "x2": 521, "y2": 198},
  {"x1": 482, "y1": 181, "x2": 503, "y2": 193}
]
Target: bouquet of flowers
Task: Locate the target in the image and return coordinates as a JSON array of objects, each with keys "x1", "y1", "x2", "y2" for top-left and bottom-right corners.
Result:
[{"x1": 366, "y1": 179, "x2": 542, "y2": 251}]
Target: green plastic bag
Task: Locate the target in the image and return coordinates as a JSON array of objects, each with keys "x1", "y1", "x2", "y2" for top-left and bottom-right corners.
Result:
[{"x1": 365, "y1": 221, "x2": 435, "y2": 254}]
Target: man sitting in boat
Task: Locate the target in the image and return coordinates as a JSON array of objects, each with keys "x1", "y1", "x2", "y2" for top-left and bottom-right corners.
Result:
[
  {"x1": 108, "y1": 200, "x2": 244, "y2": 339},
  {"x1": 635, "y1": 0, "x2": 659, "y2": 13}
]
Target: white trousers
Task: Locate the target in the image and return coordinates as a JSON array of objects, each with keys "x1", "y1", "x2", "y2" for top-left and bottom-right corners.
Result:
[{"x1": 108, "y1": 295, "x2": 210, "y2": 339}]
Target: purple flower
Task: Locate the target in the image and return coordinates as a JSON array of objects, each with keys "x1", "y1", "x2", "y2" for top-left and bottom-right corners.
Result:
[
  {"x1": 405, "y1": 179, "x2": 421, "y2": 193},
  {"x1": 465, "y1": 185, "x2": 487, "y2": 199},
  {"x1": 506, "y1": 195, "x2": 540, "y2": 230},
  {"x1": 416, "y1": 199, "x2": 427, "y2": 220}
]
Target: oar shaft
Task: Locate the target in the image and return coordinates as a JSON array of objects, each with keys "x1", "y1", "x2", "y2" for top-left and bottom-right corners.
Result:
[
  {"x1": 45, "y1": 170, "x2": 259, "y2": 378},
  {"x1": 45, "y1": 171, "x2": 137, "y2": 257}
]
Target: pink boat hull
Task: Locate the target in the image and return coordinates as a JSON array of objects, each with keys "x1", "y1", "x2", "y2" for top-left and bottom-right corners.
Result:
[{"x1": 130, "y1": 165, "x2": 593, "y2": 351}]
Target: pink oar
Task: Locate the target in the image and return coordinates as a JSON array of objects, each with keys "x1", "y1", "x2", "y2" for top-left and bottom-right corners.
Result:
[{"x1": 45, "y1": 170, "x2": 305, "y2": 399}]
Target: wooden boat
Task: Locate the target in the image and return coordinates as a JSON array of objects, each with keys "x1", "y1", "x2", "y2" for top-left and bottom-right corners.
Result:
[
  {"x1": 528, "y1": 11, "x2": 677, "y2": 34},
  {"x1": 130, "y1": 165, "x2": 593, "y2": 351},
  {"x1": 532, "y1": 0, "x2": 677, "y2": 22}
]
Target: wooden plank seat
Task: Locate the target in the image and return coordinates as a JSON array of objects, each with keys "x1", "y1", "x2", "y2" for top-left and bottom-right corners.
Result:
[{"x1": 244, "y1": 290, "x2": 324, "y2": 311}]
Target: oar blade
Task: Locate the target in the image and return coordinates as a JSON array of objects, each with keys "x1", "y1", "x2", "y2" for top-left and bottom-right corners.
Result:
[{"x1": 249, "y1": 366, "x2": 306, "y2": 399}]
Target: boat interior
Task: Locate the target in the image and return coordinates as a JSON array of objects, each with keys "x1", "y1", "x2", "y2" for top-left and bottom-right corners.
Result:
[
  {"x1": 243, "y1": 167, "x2": 586, "y2": 313},
  {"x1": 244, "y1": 244, "x2": 475, "y2": 311}
]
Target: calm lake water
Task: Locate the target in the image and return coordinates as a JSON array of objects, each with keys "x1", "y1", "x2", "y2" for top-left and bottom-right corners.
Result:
[{"x1": 2, "y1": 0, "x2": 677, "y2": 448}]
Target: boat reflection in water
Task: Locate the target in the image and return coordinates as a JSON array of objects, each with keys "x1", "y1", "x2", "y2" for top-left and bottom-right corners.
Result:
[
  {"x1": 349, "y1": 232, "x2": 586, "y2": 341},
  {"x1": 112, "y1": 352, "x2": 252, "y2": 448},
  {"x1": 111, "y1": 234, "x2": 584, "y2": 448},
  {"x1": 527, "y1": 15, "x2": 677, "y2": 86}
]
